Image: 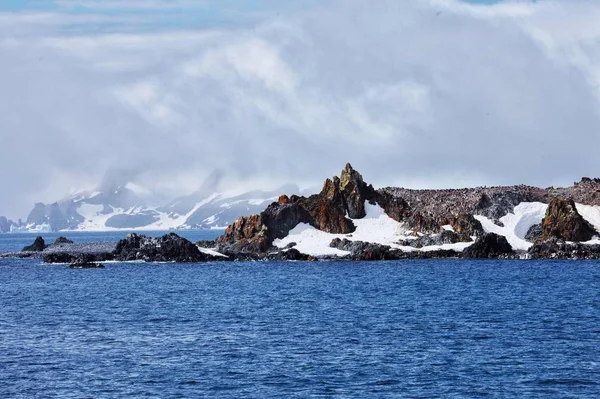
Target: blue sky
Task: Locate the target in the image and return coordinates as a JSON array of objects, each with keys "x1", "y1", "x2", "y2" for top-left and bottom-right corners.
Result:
[{"x1": 0, "y1": 0, "x2": 508, "y2": 13}]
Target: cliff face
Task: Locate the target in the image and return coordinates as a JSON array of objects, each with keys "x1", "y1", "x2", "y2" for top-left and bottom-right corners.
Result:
[
  {"x1": 217, "y1": 164, "x2": 600, "y2": 256},
  {"x1": 540, "y1": 198, "x2": 596, "y2": 242},
  {"x1": 217, "y1": 164, "x2": 373, "y2": 253}
]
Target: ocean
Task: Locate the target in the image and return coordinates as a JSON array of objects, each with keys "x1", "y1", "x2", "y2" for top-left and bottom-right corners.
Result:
[{"x1": 1, "y1": 232, "x2": 599, "y2": 397}]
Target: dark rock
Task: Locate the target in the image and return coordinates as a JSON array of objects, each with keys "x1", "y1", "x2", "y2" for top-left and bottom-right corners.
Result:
[
  {"x1": 375, "y1": 192, "x2": 410, "y2": 222},
  {"x1": 450, "y1": 214, "x2": 484, "y2": 240},
  {"x1": 529, "y1": 238, "x2": 600, "y2": 259},
  {"x1": 329, "y1": 238, "x2": 403, "y2": 261},
  {"x1": 399, "y1": 230, "x2": 462, "y2": 248},
  {"x1": 339, "y1": 163, "x2": 377, "y2": 219},
  {"x1": 406, "y1": 249, "x2": 460, "y2": 259},
  {"x1": 462, "y1": 233, "x2": 514, "y2": 259},
  {"x1": 113, "y1": 233, "x2": 210, "y2": 262},
  {"x1": 22, "y1": 236, "x2": 47, "y2": 252},
  {"x1": 525, "y1": 223, "x2": 543, "y2": 242},
  {"x1": 54, "y1": 236, "x2": 74, "y2": 245},
  {"x1": 265, "y1": 248, "x2": 316, "y2": 261},
  {"x1": 43, "y1": 252, "x2": 76, "y2": 263},
  {"x1": 473, "y1": 191, "x2": 535, "y2": 221},
  {"x1": 405, "y1": 212, "x2": 441, "y2": 234},
  {"x1": 196, "y1": 240, "x2": 217, "y2": 249},
  {"x1": 541, "y1": 198, "x2": 596, "y2": 242},
  {"x1": 43, "y1": 252, "x2": 114, "y2": 264}
]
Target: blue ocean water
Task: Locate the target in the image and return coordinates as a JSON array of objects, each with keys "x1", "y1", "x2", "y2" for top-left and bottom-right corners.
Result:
[
  {"x1": 1, "y1": 233, "x2": 599, "y2": 398},
  {"x1": 0, "y1": 230, "x2": 222, "y2": 253}
]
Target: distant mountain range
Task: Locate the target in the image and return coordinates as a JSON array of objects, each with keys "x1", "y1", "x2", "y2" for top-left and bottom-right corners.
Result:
[{"x1": 0, "y1": 175, "x2": 306, "y2": 233}]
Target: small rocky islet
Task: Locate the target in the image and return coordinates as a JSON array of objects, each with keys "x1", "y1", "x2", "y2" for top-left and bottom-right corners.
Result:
[{"x1": 5, "y1": 163, "x2": 600, "y2": 265}]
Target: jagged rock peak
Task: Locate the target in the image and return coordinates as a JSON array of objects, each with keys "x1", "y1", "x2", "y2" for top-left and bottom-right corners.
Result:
[
  {"x1": 22, "y1": 236, "x2": 47, "y2": 252},
  {"x1": 541, "y1": 198, "x2": 596, "y2": 242},
  {"x1": 340, "y1": 163, "x2": 364, "y2": 190}
]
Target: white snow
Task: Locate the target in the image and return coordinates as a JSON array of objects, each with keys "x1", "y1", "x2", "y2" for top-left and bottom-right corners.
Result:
[
  {"x1": 273, "y1": 203, "x2": 470, "y2": 257},
  {"x1": 197, "y1": 246, "x2": 228, "y2": 258},
  {"x1": 274, "y1": 224, "x2": 351, "y2": 257},
  {"x1": 474, "y1": 202, "x2": 548, "y2": 251},
  {"x1": 88, "y1": 191, "x2": 101, "y2": 199},
  {"x1": 442, "y1": 225, "x2": 455, "y2": 232},
  {"x1": 420, "y1": 242, "x2": 474, "y2": 252},
  {"x1": 75, "y1": 204, "x2": 126, "y2": 231},
  {"x1": 473, "y1": 202, "x2": 600, "y2": 251},
  {"x1": 10, "y1": 223, "x2": 52, "y2": 233},
  {"x1": 575, "y1": 204, "x2": 600, "y2": 233}
]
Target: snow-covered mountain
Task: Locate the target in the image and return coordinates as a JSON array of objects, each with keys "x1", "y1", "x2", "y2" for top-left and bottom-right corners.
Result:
[{"x1": 11, "y1": 178, "x2": 302, "y2": 233}]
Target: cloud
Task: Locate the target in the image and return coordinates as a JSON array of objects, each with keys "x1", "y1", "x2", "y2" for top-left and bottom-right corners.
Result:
[{"x1": 2, "y1": 0, "x2": 600, "y2": 218}]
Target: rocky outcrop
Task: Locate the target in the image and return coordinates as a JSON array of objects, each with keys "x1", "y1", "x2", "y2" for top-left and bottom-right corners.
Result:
[
  {"x1": 218, "y1": 164, "x2": 373, "y2": 254},
  {"x1": 399, "y1": 230, "x2": 461, "y2": 248},
  {"x1": 462, "y1": 233, "x2": 514, "y2": 259},
  {"x1": 43, "y1": 251, "x2": 114, "y2": 264},
  {"x1": 540, "y1": 198, "x2": 596, "y2": 242},
  {"x1": 43, "y1": 252, "x2": 77, "y2": 263},
  {"x1": 338, "y1": 163, "x2": 378, "y2": 218},
  {"x1": 474, "y1": 191, "x2": 535, "y2": 221},
  {"x1": 265, "y1": 248, "x2": 317, "y2": 261},
  {"x1": 22, "y1": 236, "x2": 47, "y2": 252},
  {"x1": 113, "y1": 233, "x2": 212, "y2": 263},
  {"x1": 449, "y1": 214, "x2": 484, "y2": 241},
  {"x1": 330, "y1": 238, "x2": 403, "y2": 260},
  {"x1": 54, "y1": 237, "x2": 74, "y2": 245},
  {"x1": 216, "y1": 214, "x2": 270, "y2": 254},
  {"x1": 525, "y1": 224, "x2": 543, "y2": 242},
  {"x1": 528, "y1": 238, "x2": 600, "y2": 259}
]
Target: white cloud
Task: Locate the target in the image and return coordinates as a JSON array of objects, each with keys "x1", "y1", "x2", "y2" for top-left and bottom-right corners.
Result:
[{"x1": 2, "y1": 0, "x2": 600, "y2": 218}]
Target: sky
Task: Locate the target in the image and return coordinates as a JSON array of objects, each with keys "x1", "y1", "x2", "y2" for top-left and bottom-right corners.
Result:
[{"x1": 2, "y1": 0, "x2": 600, "y2": 219}]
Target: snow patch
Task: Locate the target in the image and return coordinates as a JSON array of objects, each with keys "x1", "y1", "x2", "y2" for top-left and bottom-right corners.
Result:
[
  {"x1": 197, "y1": 246, "x2": 228, "y2": 258},
  {"x1": 474, "y1": 202, "x2": 547, "y2": 251},
  {"x1": 274, "y1": 224, "x2": 351, "y2": 257},
  {"x1": 274, "y1": 203, "x2": 466, "y2": 257},
  {"x1": 575, "y1": 204, "x2": 600, "y2": 233}
]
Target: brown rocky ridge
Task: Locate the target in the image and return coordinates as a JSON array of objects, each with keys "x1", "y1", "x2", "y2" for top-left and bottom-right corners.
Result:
[
  {"x1": 216, "y1": 163, "x2": 600, "y2": 260},
  {"x1": 8, "y1": 164, "x2": 600, "y2": 263}
]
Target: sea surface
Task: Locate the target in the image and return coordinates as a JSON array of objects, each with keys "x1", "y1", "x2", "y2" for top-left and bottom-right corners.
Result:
[{"x1": 1, "y1": 232, "x2": 599, "y2": 398}]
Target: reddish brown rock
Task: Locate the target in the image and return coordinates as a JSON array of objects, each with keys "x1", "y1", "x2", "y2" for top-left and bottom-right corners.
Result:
[
  {"x1": 217, "y1": 215, "x2": 270, "y2": 253},
  {"x1": 278, "y1": 195, "x2": 289, "y2": 204},
  {"x1": 540, "y1": 198, "x2": 596, "y2": 242},
  {"x1": 339, "y1": 163, "x2": 377, "y2": 219},
  {"x1": 449, "y1": 214, "x2": 484, "y2": 241}
]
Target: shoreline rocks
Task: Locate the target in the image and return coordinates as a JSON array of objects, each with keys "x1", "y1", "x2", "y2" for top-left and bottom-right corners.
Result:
[
  {"x1": 22, "y1": 236, "x2": 46, "y2": 252},
  {"x1": 462, "y1": 233, "x2": 514, "y2": 259},
  {"x1": 9, "y1": 165, "x2": 600, "y2": 263}
]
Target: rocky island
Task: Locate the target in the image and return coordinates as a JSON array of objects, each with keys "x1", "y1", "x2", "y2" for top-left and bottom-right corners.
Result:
[{"x1": 5, "y1": 163, "x2": 600, "y2": 264}]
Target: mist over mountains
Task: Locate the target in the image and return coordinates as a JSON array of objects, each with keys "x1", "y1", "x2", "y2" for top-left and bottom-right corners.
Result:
[
  {"x1": 0, "y1": 171, "x2": 308, "y2": 233},
  {"x1": 3, "y1": 1, "x2": 600, "y2": 219}
]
